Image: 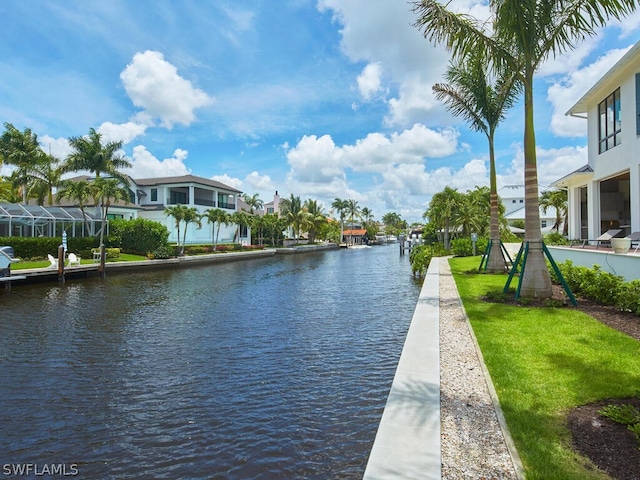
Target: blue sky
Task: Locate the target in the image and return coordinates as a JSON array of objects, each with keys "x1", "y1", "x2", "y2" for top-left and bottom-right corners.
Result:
[{"x1": 1, "y1": 1, "x2": 639, "y2": 223}]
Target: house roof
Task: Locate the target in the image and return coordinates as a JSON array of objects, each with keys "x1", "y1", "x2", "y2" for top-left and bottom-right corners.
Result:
[
  {"x1": 566, "y1": 40, "x2": 640, "y2": 115},
  {"x1": 504, "y1": 205, "x2": 559, "y2": 221},
  {"x1": 131, "y1": 174, "x2": 242, "y2": 193},
  {"x1": 343, "y1": 229, "x2": 367, "y2": 235},
  {"x1": 550, "y1": 164, "x2": 594, "y2": 188},
  {"x1": 498, "y1": 185, "x2": 525, "y2": 198}
]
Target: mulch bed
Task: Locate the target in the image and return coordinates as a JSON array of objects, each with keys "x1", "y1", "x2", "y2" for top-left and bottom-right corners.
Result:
[{"x1": 483, "y1": 285, "x2": 640, "y2": 479}]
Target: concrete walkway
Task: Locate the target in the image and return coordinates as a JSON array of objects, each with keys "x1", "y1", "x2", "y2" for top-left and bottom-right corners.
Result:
[
  {"x1": 364, "y1": 257, "x2": 523, "y2": 479},
  {"x1": 363, "y1": 260, "x2": 441, "y2": 479}
]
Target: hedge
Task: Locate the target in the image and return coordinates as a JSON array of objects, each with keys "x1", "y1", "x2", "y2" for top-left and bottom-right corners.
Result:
[{"x1": 0, "y1": 236, "x2": 97, "y2": 259}]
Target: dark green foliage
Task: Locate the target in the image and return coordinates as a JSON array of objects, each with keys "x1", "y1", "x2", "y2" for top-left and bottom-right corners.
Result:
[
  {"x1": 598, "y1": 404, "x2": 640, "y2": 448},
  {"x1": 0, "y1": 236, "x2": 97, "y2": 259},
  {"x1": 450, "y1": 236, "x2": 488, "y2": 257},
  {"x1": 409, "y1": 244, "x2": 433, "y2": 277},
  {"x1": 108, "y1": 218, "x2": 169, "y2": 255},
  {"x1": 150, "y1": 245, "x2": 173, "y2": 259}
]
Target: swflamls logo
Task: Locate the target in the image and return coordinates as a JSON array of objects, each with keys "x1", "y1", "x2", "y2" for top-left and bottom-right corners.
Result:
[{"x1": 2, "y1": 463, "x2": 79, "y2": 476}]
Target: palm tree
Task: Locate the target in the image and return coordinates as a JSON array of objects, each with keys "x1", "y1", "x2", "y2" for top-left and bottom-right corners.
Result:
[
  {"x1": 303, "y1": 199, "x2": 327, "y2": 243},
  {"x1": 241, "y1": 193, "x2": 263, "y2": 213},
  {"x1": 432, "y1": 52, "x2": 518, "y2": 272},
  {"x1": 27, "y1": 153, "x2": 61, "y2": 206},
  {"x1": 412, "y1": 0, "x2": 638, "y2": 297},
  {"x1": 345, "y1": 199, "x2": 360, "y2": 245},
  {"x1": 0, "y1": 123, "x2": 45, "y2": 204},
  {"x1": 231, "y1": 210, "x2": 250, "y2": 245},
  {"x1": 424, "y1": 186, "x2": 463, "y2": 250},
  {"x1": 164, "y1": 204, "x2": 188, "y2": 255},
  {"x1": 181, "y1": 207, "x2": 201, "y2": 255},
  {"x1": 332, "y1": 198, "x2": 349, "y2": 243},
  {"x1": 203, "y1": 208, "x2": 231, "y2": 250},
  {"x1": 57, "y1": 179, "x2": 93, "y2": 235},
  {"x1": 280, "y1": 194, "x2": 304, "y2": 243},
  {"x1": 62, "y1": 127, "x2": 132, "y2": 185},
  {"x1": 540, "y1": 189, "x2": 568, "y2": 235}
]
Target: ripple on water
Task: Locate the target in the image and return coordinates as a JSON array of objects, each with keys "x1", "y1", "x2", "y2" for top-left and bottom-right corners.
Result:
[{"x1": 0, "y1": 247, "x2": 420, "y2": 478}]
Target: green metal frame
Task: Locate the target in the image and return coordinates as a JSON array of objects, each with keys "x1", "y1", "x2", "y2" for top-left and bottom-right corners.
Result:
[
  {"x1": 503, "y1": 240, "x2": 577, "y2": 305},
  {"x1": 479, "y1": 239, "x2": 514, "y2": 272}
]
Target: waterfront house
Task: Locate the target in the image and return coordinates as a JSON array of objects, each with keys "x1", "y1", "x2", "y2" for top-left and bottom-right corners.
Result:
[
  {"x1": 552, "y1": 40, "x2": 640, "y2": 241},
  {"x1": 499, "y1": 185, "x2": 560, "y2": 234}
]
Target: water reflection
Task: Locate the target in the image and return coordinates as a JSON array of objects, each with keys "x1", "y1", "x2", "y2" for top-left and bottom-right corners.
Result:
[{"x1": 0, "y1": 247, "x2": 420, "y2": 478}]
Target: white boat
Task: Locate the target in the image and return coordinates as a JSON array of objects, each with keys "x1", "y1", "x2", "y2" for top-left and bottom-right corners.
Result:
[
  {"x1": 347, "y1": 244, "x2": 372, "y2": 249},
  {"x1": 386, "y1": 235, "x2": 398, "y2": 243}
]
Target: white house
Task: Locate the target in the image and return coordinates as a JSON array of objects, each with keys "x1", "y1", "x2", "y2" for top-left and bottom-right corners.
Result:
[
  {"x1": 498, "y1": 185, "x2": 560, "y2": 233},
  {"x1": 552, "y1": 41, "x2": 640, "y2": 241},
  {"x1": 130, "y1": 175, "x2": 247, "y2": 245}
]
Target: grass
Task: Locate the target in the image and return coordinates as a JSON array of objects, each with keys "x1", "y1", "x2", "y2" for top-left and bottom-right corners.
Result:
[
  {"x1": 449, "y1": 256, "x2": 640, "y2": 480},
  {"x1": 11, "y1": 253, "x2": 148, "y2": 270}
]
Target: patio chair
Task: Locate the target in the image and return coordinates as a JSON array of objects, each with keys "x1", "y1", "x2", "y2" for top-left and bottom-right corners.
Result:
[
  {"x1": 47, "y1": 254, "x2": 58, "y2": 269},
  {"x1": 626, "y1": 231, "x2": 640, "y2": 253},
  {"x1": 574, "y1": 229, "x2": 623, "y2": 249},
  {"x1": 67, "y1": 253, "x2": 81, "y2": 266}
]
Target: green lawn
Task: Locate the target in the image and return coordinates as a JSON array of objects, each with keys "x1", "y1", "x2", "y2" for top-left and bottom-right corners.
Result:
[
  {"x1": 11, "y1": 253, "x2": 148, "y2": 270},
  {"x1": 449, "y1": 256, "x2": 640, "y2": 480}
]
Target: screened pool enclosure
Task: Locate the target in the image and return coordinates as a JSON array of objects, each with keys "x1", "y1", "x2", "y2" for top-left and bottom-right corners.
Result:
[{"x1": 0, "y1": 203, "x2": 103, "y2": 238}]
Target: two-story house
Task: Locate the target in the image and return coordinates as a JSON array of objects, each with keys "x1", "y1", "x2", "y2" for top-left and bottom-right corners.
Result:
[{"x1": 552, "y1": 41, "x2": 640, "y2": 241}]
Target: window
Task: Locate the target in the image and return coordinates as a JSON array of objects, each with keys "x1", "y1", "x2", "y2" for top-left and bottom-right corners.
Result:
[
  {"x1": 170, "y1": 190, "x2": 187, "y2": 205},
  {"x1": 541, "y1": 220, "x2": 547, "y2": 228},
  {"x1": 598, "y1": 88, "x2": 621, "y2": 153},
  {"x1": 519, "y1": 199, "x2": 523, "y2": 203},
  {"x1": 512, "y1": 200, "x2": 516, "y2": 203},
  {"x1": 151, "y1": 188, "x2": 157, "y2": 201}
]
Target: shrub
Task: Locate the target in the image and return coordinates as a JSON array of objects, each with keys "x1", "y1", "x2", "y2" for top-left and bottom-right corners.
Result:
[
  {"x1": 409, "y1": 245, "x2": 432, "y2": 277},
  {"x1": 109, "y1": 218, "x2": 169, "y2": 255},
  {"x1": 450, "y1": 237, "x2": 488, "y2": 257},
  {"x1": 0, "y1": 236, "x2": 97, "y2": 259},
  {"x1": 92, "y1": 247, "x2": 120, "y2": 259},
  {"x1": 544, "y1": 231, "x2": 570, "y2": 245},
  {"x1": 150, "y1": 245, "x2": 173, "y2": 260}
]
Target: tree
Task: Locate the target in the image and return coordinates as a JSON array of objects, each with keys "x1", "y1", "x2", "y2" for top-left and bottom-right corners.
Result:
[
  {"x1": 164, "y1": 204, "x2": 188, "y2": 255},
  {"x1": 27, "y1": 153, "x2": 61, "y2": 206},
  {"x1": 540, "y1": 189, "x2": 568, "y2": 235},
  {"x1": 57, "y1": 179, "x2": 93, "y2": 235},
  {"x1": 432, "y1": 51, "x2": 518, "y2": 272},
  {"x1": 90, "y1": 177, "x2": 130, "y2": 246},
  {"x1": 231, "y1": 210, "x2": 250, "y2": 245},
  {"x1": 332, "y1": 198, "x2": 349, "y2": 243},
  {"x1": 412, "y1": 0, "x2": 638, "y2": 298},
  {"x1": 203, "y1": 208, "x2": 231, "y2": 250},
  {"x1": 424, "y1": 186, "x2": 464, "y2": 250},
  {"x1": 345, "y1": 199, "x2": 361, "y2": 245},
  {"x1": 303, "y1": 198, "x2": 327, "y2": 243},
  {"x1": 0, "y1": 123, "x2": 46, "y2": 204},
  {"x1": 62, "y1": 127, "x2": 132, "y2": 184},
  {"x1": 382, "y1": 211, "x2": 406, "y2": 236},
  {"x1": 181, "y1": 207, "x2": 201, "y2": 255},
  {"x1": 241, "y1": 193, "x2": 263, "y2": 213},
  {"x1": 280, "y1": 194, "x2": 305, "y2": 243}
]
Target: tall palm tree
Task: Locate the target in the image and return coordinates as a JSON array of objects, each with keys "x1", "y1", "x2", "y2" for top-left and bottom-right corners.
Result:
[
  {"x1": 280, "y1": 194, "x2": 304, "y2": 243},
  {"x1": 62, "y1": 127, "x2": 132, "y2": 185},
  {"x1": 432, "y1": 51, "x2": 518, "y2": 272},
  {"x1": 231, "y1": 210, "x2": 250, "y2": 245},
  {"x1": 303, "y1": 199, "x2": 327, "y2": 243},
  {"x1": 181, "y1": 207, "x2": 201, "y2": 255},
  {"x1": 332, "y1": 198, "x2": 349, "y2": 243},
  {"x1": 424, "y1": 186, "x2": 463, "y2": 250},
  {"x1": 0, "y1": 123, "x2": 45, "y2": 204},
  {"x1": 413, "y1": 0, "x2": 638, "y2": 298},
  {"x1": 540, "y1": 189, "x2": 568, "y2": 235},
  {"x1": 241, "y1": 193, "x2": 263, "y2": 213},
  {"x1": 57, "y1": 179, "x2": 93, "y2": 235},
  {"x1": 164, "y1": 204, "x2": 188, "y2": 255},
  {"x1": 345, "y1": 199, "x2": 361, "y2": 245},
  {"x1": 203, "y1": 208, "x2": 231, "y2": 249},
  {"x1": 27, "y1": 153, "x2": 61, "y2": 206}
]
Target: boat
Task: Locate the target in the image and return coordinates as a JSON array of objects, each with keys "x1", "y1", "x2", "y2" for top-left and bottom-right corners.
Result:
[
  {"x1": 386, "y1": 235, "x2": 398, "y2": 243},
  {"x1": 347, "y1": 244, "x2": 372, "y2": 249}
]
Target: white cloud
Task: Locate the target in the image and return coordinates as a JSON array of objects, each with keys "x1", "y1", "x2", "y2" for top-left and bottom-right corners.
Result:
[
  {"x1": 39, "y1": 135, "x2": 72, "y2": 160},
  {"x1": 128, "y1": 145, "x2": 191, "y2": 178},
  {"x1": 547, "y1": 46, "x2": 632, "y2": 137},
  {"x1": 120, "y1": 50, "x2": 214, "y2": 129},
  {"x1": 244, "y1": 171, "x2": 275, "y2": 193},
  {"x1": 211, "y1": 174, "x2": 243, "y2": 190},
  {"x1": 357, "y1": 62, "x2": 383, "y2": 100},
  {"x1": 98, "y1": 121, "x2": 147, "y2": 144}
]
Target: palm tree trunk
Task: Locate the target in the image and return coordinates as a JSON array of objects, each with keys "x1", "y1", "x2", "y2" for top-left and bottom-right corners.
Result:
[
  {"x1": 487, "y1": 137, "x2": 507, "y2": 272},
  {"x1": 519, "y1": 77, "x2": 552, "y2": 298}
]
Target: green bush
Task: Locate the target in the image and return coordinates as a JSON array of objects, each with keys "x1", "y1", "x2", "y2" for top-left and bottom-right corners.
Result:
[
  {"x1": 150, "y1": 245, "x2": 173, "y2": 259},
  {"x1": 409, "y1": 245, "x2": 432, "y2": 277},
  {"x1": 544, "y1": 231, "x2": 570, "y2": 245},
  {"x1": 450, "y1": 237, "x2": 488, "y2": 257},
  {"x1": 0, "y1": 236, "x2": 97, "y2": 258},
  {"x1": 109, "y1": 218, "x2": 169, "y2": 255},
  {"x1": 92, "y1": 247, "x2": 120, "y2": 259}
]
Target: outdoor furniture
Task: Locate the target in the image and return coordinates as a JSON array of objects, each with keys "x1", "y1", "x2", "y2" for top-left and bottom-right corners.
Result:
[
  {"x1": 47, "y1": 254, "x2": 58, "y2": 269},
  {"x1": 67, "y1": 253, "x2": 81, "y2": 266},
  {"x1": 571, "y1": 229, "x2": 623, "y2": 249},
  {"x1": 626, "y1": 231, "x2": 640, "y2": 253}
]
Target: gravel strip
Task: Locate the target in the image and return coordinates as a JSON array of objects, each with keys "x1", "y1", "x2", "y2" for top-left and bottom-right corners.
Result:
[{"x1": 439, "y1": 257, "x2": 521, "y2": 480}]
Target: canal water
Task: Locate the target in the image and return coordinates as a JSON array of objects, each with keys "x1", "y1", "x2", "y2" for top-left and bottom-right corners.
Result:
[{"x1": 0, "y1": 246, "x2": 422, "y2": 479}]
